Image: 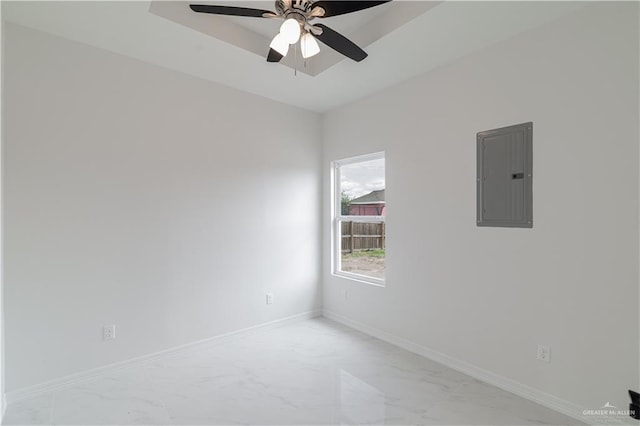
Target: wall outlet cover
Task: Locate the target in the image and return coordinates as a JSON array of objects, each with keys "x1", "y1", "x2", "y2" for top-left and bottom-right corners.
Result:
[
  {"x1": 537, "y1": 344, "x2": 550, "y2": 362},
  {"x1": 103, "y1": 325, "x2": 116, "y2": 341}
]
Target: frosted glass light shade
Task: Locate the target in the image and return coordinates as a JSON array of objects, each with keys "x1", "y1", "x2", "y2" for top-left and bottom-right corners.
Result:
[
  {"x1": 270, "y1": 33, "x2": 289, "y2": 56},
  {"x1": 300, "y1": 33, "x2": 320, "y2": 58},
  {"x1": 280, "y1": 18, "x2": 301, "y2": 44}
]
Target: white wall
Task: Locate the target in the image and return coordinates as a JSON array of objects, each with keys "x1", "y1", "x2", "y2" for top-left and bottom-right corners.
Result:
[
  {"x1": 3, "y1": 23, "x2": 321, "y2": 392},
  {"x1": 323, "y1": 2, "x2": 639, "y2": 415},
  {"x1": 0, "y1": 1, "x2": 5, "y2": 417}
]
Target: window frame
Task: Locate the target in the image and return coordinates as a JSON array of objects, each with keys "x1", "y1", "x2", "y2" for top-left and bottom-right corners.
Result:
[{"x1": 331, "y1": 151, "x2": 386, "y2": 287}]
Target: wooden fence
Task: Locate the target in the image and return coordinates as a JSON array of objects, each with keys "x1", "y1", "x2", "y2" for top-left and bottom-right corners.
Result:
[{"x1": 341, "y1": 221, "x2": 385, "y2": 253}]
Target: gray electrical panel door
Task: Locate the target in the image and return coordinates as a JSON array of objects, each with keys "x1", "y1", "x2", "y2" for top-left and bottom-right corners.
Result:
[{"x1": 477, "y1": 122, "x2": 532, "y2": 228}]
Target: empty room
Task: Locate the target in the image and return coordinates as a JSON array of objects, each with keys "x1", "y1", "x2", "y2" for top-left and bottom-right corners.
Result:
[{"x1": 1, "y1": 1, "x2": 638, "y2": 425}]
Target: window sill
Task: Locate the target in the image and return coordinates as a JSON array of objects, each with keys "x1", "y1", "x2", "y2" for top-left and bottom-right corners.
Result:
[{"x1": 331, "y1": 271, "x2": 385, "y2": 287}]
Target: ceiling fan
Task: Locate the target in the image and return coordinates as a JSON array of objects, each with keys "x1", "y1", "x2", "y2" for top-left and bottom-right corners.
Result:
[{"x1": 189, "y1": 0, "x2": 390, "y2": 63}]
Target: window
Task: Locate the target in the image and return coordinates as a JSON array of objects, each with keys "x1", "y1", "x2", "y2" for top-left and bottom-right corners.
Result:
[{"x1": 332, "y1": 152, "x2": 385, "y2": 285}]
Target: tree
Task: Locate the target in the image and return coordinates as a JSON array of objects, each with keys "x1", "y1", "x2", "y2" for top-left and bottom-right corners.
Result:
[{"x1": 341, "y1": 191, "x2": 353, "y2": 215}]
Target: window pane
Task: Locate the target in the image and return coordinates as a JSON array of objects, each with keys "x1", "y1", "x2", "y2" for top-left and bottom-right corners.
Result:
[
  {"x1": 340, "y1": 220, "x2": 385, "y2": 279},
  {"x1": 339, "y1": 158, "x2": 385, "y2": 215},
  {"x1": 335, "y1": 155, "x2": 385, "y2": 282}
]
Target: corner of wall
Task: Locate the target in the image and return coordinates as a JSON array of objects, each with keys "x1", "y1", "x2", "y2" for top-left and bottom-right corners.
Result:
[{"x1": 2, "y1": 393, "x2": 6, "y2": 421}]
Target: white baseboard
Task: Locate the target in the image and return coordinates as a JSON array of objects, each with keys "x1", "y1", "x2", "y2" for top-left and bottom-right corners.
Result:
[
  {"x1": 322, "y1": 309, "x2": 634, "y2": 426},
  {"x1": 7, "y1": 310, "x2": 321, "y2": 404}
]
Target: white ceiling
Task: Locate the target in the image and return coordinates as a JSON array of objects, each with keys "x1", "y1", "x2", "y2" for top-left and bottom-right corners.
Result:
[{"x1": 3, "y1": 1, "x2": 587, "y2": 112}]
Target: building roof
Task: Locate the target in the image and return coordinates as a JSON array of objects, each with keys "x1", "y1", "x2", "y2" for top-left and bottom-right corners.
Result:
[{"x1": 350, "y1": 189, "x2": 385, "y2": 205}]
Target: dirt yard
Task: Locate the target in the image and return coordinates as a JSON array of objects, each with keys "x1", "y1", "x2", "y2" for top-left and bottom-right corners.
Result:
[{"x1": 341, "y1": 252, "x2": 385, "y2": 279}]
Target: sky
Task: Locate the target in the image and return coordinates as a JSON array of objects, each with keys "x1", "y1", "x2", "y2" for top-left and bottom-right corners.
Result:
[{"x1": 340, "y1": 158, "x2": 385, "y2": 199}]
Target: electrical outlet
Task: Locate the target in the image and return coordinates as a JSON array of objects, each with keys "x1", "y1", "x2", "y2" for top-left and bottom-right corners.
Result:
[
  {"x1": 537, "y1": 344, "x2": 550, "y2": 362},
  {"x1": 266, "y1": 293, "x2": 273, "y2": 305},
  {"x1": 103, "y1": 325, "x2": 116, "y2": 341}
]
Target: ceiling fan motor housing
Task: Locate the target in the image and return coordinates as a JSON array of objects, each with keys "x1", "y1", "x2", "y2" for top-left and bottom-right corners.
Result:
[{"x1": 276, "y1": 0, "x2": 316, "y2": 15}]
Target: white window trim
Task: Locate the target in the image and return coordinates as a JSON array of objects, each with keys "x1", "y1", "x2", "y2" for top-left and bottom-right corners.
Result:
[{"x1": 331, "y1": 152, "x2": 385, "y2": 287}]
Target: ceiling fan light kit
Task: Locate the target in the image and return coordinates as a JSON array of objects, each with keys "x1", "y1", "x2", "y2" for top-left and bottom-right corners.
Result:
[
  {"x1": 189, "y1": 1, "x2": 391, "y2": 64},
  {"x1": 300, "y1": 32, "x2": 320, "y2": 58},
  {"x1": 269, "y1": 32, "x2": 290, "y2": 56},
  {"x1": 280, "y1": 18, "x2": 302, "y2": 44}
]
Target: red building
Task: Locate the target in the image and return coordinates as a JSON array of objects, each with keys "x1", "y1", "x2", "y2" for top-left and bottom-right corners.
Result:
[{"x1": 349, "y1": 189, "x2": 385, "y2": 216}]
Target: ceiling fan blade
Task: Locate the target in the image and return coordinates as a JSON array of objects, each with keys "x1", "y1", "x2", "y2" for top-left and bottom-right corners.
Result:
[
  {"x1": 267, "y1": 49, "x2": 284, "y2": 63},
  {"x1": 313, "y1": 24, "x2": 367, "y2": 62},
  {"x1": 312, "y1": 1, "x2": 390, "y2": 17},
  {"x1": 190, "y1": 4, "x2": 274, "y2": 18}
]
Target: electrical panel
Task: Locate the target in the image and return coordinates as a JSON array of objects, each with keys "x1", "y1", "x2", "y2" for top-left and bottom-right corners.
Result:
[{"x1": 477, "y1": 122, "x2": 532, "y2": 228}]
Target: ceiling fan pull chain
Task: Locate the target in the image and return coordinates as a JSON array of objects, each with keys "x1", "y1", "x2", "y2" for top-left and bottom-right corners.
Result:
[{"x1": 294, "y1": 42, "x2": 298, "y2": 77}]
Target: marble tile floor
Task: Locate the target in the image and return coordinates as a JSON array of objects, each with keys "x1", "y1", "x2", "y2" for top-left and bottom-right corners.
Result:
[{"x1": 3, "y1": 318, "x2": 583, "y2": 425}]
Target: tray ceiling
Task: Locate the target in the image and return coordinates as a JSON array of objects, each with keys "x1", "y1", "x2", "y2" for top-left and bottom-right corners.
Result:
[{"x1": 3, "y1": 1, "x2": 588, "y2": 112}]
